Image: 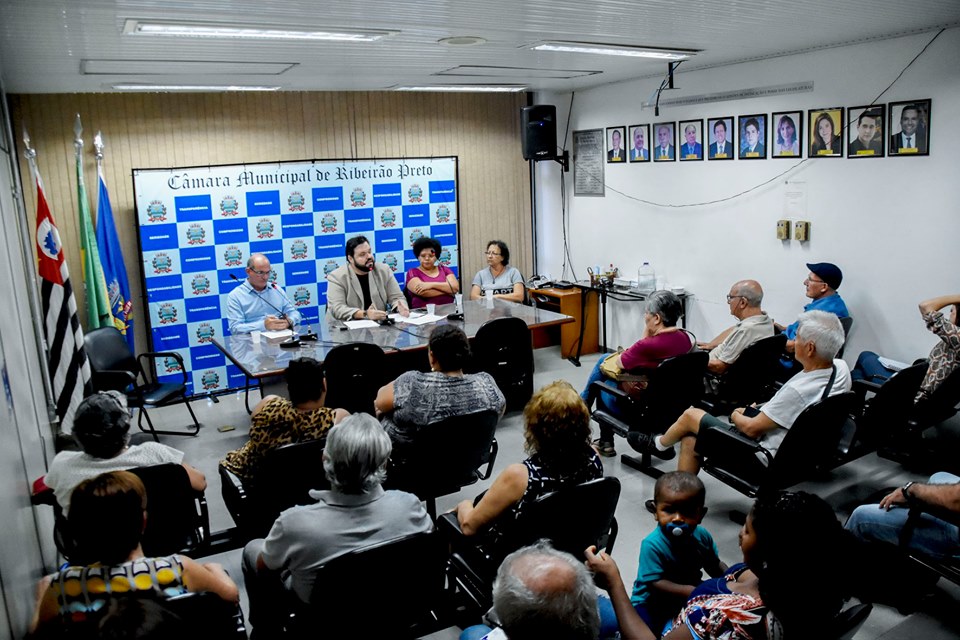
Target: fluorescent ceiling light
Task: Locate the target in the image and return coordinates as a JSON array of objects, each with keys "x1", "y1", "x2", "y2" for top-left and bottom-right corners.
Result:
[
  {"x1": 123, "y1": 19, "x2": 396, "y2": 42},
  {"x1": 530, "y1": 41, "x2": 697, "y2": 60},
  {"x1": 394, "y1": 85, "x2": 525, "y2": 93},
  {"x1": 112, "y1": 83, "x2": 281, "y2": 92},
  {"x1": 84, "y1": 60, "x2": 295, "y2": 76}
]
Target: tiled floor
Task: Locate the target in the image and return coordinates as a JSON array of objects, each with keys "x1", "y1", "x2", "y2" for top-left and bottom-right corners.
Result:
[{"x1": 145, "y1": 346, "x2": 959, "y2": 638}]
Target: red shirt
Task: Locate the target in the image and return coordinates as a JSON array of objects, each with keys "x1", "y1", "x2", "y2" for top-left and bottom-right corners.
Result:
[{"x1": 619, "y1": 330, "x2": 692, "y2": 371}]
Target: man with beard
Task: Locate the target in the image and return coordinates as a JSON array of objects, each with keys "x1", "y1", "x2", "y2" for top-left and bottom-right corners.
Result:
[{"x1": 326, "y1": 235, "x2": 409, "y2": 321}]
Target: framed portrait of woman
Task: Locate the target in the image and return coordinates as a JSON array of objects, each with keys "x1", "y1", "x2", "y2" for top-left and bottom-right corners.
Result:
[
  {"x1": 771, "y1": 111, "x2": 803, "y2": 158},
  {"x1": 808, "y1": 108, "x2": 844, "y2": 157},
  {"x1": 627, "y1": 124, "x2": 651, "y2": 163},
  {"x1": 737, "y1": 114, "x2": 767, "y2": 159},
  {"x1": 888, "y1": 100, "x2": 930, "y2": 157},
  {"x1": 847, "y1": 105, "x2": 885, "y2": 158}
]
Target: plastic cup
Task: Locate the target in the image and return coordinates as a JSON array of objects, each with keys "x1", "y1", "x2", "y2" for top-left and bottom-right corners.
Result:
[{"x1": 426, "y1": 303, "x2": 436, "y2": 315}]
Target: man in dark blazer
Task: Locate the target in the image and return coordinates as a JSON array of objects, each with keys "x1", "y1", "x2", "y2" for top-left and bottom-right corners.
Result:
[
  {"x1": 708, "y1": 120, "x2": 734, "y2": 158},
  {"x1": 890, "y1": 105, "x2": 927, "y2": 154},
  {"x1": 629, "y1": 127, "x2": 649, "y2": 161},
  {"x1": 607, "y1": 129, "x2": 626, "y2": 162},
  {"x1": 849, "y1": 109, "x2": 883, "y2": 155},
  {"x1": 654, "y1": 125, "x2": 675, "y2": 160},
  {"x1": 681, "y1": 124, "x2": 703, "y2": 159},
  {"x1": 740, "y1": 118, "x2": 765, "y2": 157}
]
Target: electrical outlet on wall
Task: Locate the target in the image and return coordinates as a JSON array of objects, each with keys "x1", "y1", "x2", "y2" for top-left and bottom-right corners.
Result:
[
  {"x1": 776, "y1": 220, "x2": 791, "y2": 240},
  {"x1": 794, "y1": 220, "x2": 810, "y2": 242}
]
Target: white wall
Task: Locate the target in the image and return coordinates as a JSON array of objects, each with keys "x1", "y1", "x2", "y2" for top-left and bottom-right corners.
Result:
[{"x1": 534, "y1": 29, "x2": 960, "y2": 363}]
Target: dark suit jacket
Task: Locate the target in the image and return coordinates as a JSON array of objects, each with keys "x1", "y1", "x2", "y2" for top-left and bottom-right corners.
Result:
[
  {"x1": 607, "y1": 148, "x2": 626, "y2": 161},
  {"x1": 630, "y1": 148, "x2": 649, "y2": 161},
  {"x1": 889, "y1": 132, "x2": 927, "y2": 154},
  {"x1": 849, "y1": 138, "x2": 883, "y2": 155},
  {"x1": 680, "y1": 142, "x2": 703, "y2": 158},
  {"x1": 708, "y1": 141, "x2": 733, "y2": 158},
  {"x1": 740, "y1": 143, "x2": 765, "y2": 157},
  {"x1": 654, "y1": 145, "x2": 675, "y2": 160}
]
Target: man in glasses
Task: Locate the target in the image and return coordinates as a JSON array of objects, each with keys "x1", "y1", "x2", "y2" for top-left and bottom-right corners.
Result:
[
  {"x1": 227, "y1": 253, "x2": 301, "y2": 334},
  {"x1": 326, "y1": 235, "x2": 409, "y2": 322},
  {"x1": 697, "y1": 280, "x2": 774, "y2": 385},
  {"x1": 777, "y1": 262, "x2": 849, "y2": 374}
]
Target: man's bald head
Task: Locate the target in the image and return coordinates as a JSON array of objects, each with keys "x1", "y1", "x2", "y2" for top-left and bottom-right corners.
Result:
[
  {"x1": 732, "y1": 280, "x2": 763, "y2": 307},
  {"x1": 493, "y1": 541, "x2": 599, "y2": 640}
]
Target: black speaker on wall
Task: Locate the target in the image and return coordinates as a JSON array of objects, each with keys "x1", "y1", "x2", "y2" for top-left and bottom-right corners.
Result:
[{"x1": 521, "y1": 105, "x2": 557, "y2": 160}]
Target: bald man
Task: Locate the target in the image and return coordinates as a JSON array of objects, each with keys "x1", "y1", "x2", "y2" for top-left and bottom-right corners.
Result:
[{"x1": 697, "y1": 280, "x2": 775, "y2": 378}]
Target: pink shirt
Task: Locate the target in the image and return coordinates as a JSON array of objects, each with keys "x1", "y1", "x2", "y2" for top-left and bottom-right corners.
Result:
[
  {"x1": 619, "y1": 330, "x2": 693, "y2": 371},
  {"x1": 405, "y1": 265, "x2": 455, "y2": 308}
]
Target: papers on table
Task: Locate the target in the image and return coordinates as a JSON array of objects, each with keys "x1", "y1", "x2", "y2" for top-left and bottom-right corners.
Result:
[
  {"x1": 340, "y1": 313, "x2": 443, "y2": 330},
  {"x1": 399, "y1": 313, "x2": 443, "y2": 326},
  {"x1": 261, "y1": 329, "x2": 294, "y2": 342},
  {"x1": 343, "y1": 319, "x2": 380, "y2": 329}
]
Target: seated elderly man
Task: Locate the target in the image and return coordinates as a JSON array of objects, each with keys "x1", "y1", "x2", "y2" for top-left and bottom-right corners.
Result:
[
  {"x1": 45, "y1": 391, "x2": 206, "y2": 511},
  {"x1": 460, "y1": 540, "x2": 601, "y2": 640},
  {"x1": 777, "y1": 262, "x2": 849, "y2": 357},
  {"x1": 242, "y1": 413, "x2": 432, "y2": 635},
  {"x1": 628, "y1": 310, "x2": 851, "y2": 474},
  {"x1": 697, "y1": 279, "x2": 774, "y2": 384},
  {"x1": 845, "y1": 472, "x2": 960, "y2": 559}
]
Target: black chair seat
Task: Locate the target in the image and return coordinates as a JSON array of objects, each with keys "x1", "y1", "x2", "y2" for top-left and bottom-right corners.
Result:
[
  {"x1": 83, "y1": 327, "x2": 199, "y2": 441},
  {"x1": 471, "y1": 317, "x2": 534, "y2": 412},
  {"x1": 321, "y1": 343, "x2": 386, "y2": 415},
  {"x1": 700, "y1": 333, "x2": 786, "y2": 414}
]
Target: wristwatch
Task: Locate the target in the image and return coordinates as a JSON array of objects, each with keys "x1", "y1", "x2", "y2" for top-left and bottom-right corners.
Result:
[{"x1": 901, "y1": 481, "x2": 915, "y2": 502}]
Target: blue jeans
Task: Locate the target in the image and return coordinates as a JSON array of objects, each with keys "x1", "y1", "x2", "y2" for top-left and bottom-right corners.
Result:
[
  {"x1": 851, "y1": 351, "x2": 892, "y2": 383},
  {"x1": 844, "y1": 472, "x2": 960, "y2": 559},
  {"x1": 581, "y1": 358, "x2": 622, "y2": 441}
]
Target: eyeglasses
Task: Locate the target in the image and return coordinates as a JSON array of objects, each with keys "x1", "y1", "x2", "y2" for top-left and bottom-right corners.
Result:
[
  {"x1": 804, "y1": 277, "x2": 825, "y2": 285},
  {"x1": 485, "y1": 251, "x2": 501, "y2": 256},
  {"x1": 726, "y1": 294, "x2": 745, "y2": 302},
  {"x1": 249, "y1": 268, "x2": 270, "y2": 276}
]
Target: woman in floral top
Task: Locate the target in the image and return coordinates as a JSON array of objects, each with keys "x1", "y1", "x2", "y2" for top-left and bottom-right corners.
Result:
[
  {"x1": 588, "y1": 491, "x2": 850, "y2": 639},
  {"x1": 221, "y1": 357, "x2": 348, "y2": 485}
]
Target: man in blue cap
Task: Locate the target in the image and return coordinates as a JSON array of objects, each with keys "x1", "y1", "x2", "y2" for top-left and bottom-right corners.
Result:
[{"x1": 777, "y1": 263, "x2": 849, "y2": 370}]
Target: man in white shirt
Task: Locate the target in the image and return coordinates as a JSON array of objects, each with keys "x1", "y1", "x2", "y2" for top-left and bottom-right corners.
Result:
[{"x1": 629, "y1": 310, "x2": 851, "y2": 474}]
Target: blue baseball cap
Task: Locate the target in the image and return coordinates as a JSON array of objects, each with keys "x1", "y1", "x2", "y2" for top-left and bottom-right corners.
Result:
[{"x1": 806, "y1": 262, "x2": 842, "y2": 290}]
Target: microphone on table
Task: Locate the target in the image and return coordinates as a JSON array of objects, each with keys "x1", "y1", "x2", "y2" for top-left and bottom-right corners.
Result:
[{"x1": 230, "y1": 274, "x2": 303, "y2": 347}]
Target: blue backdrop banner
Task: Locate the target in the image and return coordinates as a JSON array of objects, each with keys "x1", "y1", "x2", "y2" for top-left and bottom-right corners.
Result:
[{"x1": 133, "y1": 157, "x2": 459, "y2": 396}]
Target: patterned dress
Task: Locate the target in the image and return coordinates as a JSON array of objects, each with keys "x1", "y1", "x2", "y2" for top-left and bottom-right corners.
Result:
[
  {"x1": 220, "y1": 397, "x2": 336, "y2": 484},
  {"x1": 917, "y1": 311, "x2": 960, "y2": 402},
  {"x1": 49, "y1": 555, "x2": 187, "y2": 622}
]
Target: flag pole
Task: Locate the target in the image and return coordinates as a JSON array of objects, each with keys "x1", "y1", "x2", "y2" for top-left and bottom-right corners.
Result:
[{"x1": 20, "y1": 127, "x2": 59, "y2": 427}]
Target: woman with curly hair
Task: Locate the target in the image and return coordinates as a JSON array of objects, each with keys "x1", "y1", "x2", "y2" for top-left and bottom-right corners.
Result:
[{"x1": 454, "y1": 380, "x2": 603, "y2": 539}]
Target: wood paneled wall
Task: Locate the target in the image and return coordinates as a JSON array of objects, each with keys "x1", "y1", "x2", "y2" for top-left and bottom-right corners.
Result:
[{"x1": 9, "y1": 91, "x2": 532, "y2": 351}]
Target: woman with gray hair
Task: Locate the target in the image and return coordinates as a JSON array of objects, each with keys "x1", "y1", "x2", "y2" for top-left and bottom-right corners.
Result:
[
  {"x1": 580, "y1": 290, "x2": 695, "y2": 456},
  {"x1": 44, "y1": 391, "x2": 205, "y2": 511},
  {"x1": 241, "y1": 413, "x2": 432, "y2": 635}
]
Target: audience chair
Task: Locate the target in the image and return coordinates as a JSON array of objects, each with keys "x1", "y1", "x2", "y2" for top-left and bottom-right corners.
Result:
[
  {"x1": 897, "y1": 500, "x2": 960, "y2": 586},
  {"x1": 697, "y1": 392, "x2": 859, "y2": 508},
  {"x1": 471, "y1": 316, "x2": 534, "y2": 412},
  {"x1": 386, "y1": 410, "x2": 499, "y2": 519},
  {"x1": 830, "y1": 602, "x2": 873, "y2": 640},
  {"x1": 700, "y1": 334, "x2": 787, "y2": 414},
  {"x1": 440, "y1": 476, "x2": 621, "y2": 613},
  {"x1": 219, "y1": 438, "x2": 329, "y2": 541},
  {"x1": 321, "y1": 342, "x2": 386, "y2": 415},
  {"x1": 837, "y1": 316, "x2": 854, "y2": 358},
  {"x1": 285, "y1": 530, "x2": 449, "y2": 639},
  {"x1": 845, "y1": 361, "x2": 927, "y2": 461},
  {"x1": 591, "y1": 351, "x2": 708, "y2": 477},
  {"x1": 84, "y1": 327, "x2": 200, "y2": 441},
  {"x1": 33, "y1": 463, "x2": 210, "y2": 563}
]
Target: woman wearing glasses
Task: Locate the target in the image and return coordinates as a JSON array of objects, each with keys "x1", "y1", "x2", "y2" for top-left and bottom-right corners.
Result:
[{"x1": 469, "y1": 240, "x2": 524, "y2": 303}]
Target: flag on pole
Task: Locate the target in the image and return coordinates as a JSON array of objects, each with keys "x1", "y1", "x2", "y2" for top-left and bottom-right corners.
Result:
[
  {"x1": 96, "y1": 162, "x2": 134, "y2": 352},
  {"x1": 34, "y1": 175, "x2": 92, "y2": 432},
  {"x1": 75, "y1": 118, "x2": 112, "y2": 329}
]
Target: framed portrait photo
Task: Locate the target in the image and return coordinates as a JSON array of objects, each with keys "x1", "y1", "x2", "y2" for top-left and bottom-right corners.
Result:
[
  {"x1": 678, "y1": 120, "x2": 704, "y2": 161},
  {"x1": 627, "y1": 124, "x2": 651, "y2": 163},
  {"x1": 707, "y1": 117, "x2": 735, "y2": 160},
  {"x1": 606, "y1": 125, "x2": 627, "y2": 163},
  {"x1": 771, "y1": 111, "x2": 803, "y2": 158},
  {"x1": 888, "y1": 99, "x2": 930, "y2": 156},
  {"x1": 847, "y1": 105, "x2": 885, "y2": 158},
  {"x1": 652, "y1": 122, "x2": 676, "y2": 162},
  {"x1": 808, "y1": 108, "x2": 844, "y2": 157},
  {"x1": 737, "y1": 114, "x2": 767, "y2": 159}
]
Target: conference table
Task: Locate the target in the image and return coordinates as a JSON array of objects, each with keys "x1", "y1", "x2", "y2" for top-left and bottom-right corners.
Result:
[{"x1": 212, "y1": 298, "x2": 574, "y2": 412}]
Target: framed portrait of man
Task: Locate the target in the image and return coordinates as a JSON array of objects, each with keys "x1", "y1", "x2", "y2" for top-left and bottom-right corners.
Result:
[
  {"x1": 652, "y1": 122, "x2": 676, "y2": 162},
  {"x1": 678, "y1": 120, "x2": 704, "y2": 161},
  {"x1": 737, "y1": 114, "x2": 767, "y2": 159},
  {"x1": 771, "y1": 111, "x2": 803, "y2": 158},
  {"x1": 707, "y1": 117, "x2": 734, "y2": 160},
  {"x1": 847, "y1": 105, "x2": 885, "y2": 158},
  {"x1": 888, "y1": 100, "x2": 930, "y2": 157},
  {"x1": 606, "y1": 126, "x2": 627, "y2": 163},
  {"x1": 808, "y1": 108, "x2": 844, "y2": 157},
  {"x1": 627, "y1": 124, "x2": 651, "y2": 163}
]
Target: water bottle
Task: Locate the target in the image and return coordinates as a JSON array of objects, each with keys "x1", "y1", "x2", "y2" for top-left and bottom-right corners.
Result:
[{"x1": 637, "y1": 262, "x2": 656, "y2": 293}]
